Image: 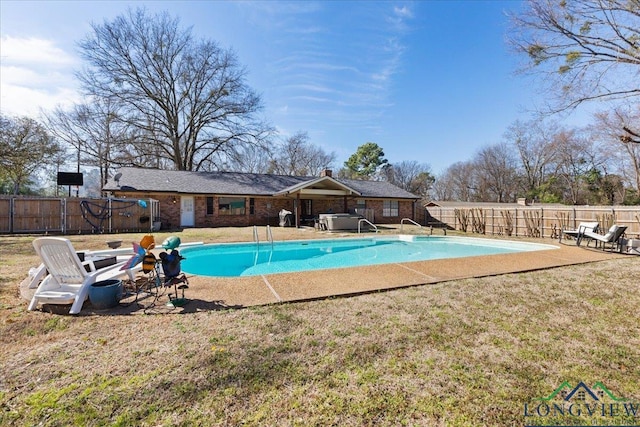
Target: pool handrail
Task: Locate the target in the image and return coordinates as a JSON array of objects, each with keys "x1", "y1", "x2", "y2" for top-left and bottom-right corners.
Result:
[
  {"x1": 358, "y1": 218, "x2": 378, "y2": 234},
  {"x1": 400, "y1": 218, "x2": 422, "y2": 232},
  {"x1": 266, "y1": 225, "x2": 274, "y2": 249},
  {"x1": 253, "y1": 225, "x2": 259, "y2": 248}
]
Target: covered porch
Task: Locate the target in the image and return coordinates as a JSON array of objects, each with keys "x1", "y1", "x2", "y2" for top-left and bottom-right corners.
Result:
[{"x1": 274, "y1": 175, "x2": 363, "y2": 228}]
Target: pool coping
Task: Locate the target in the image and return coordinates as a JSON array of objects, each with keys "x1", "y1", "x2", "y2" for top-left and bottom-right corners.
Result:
[{"x1": 179, "y1": 240, "x2": 624, "y2": 310}]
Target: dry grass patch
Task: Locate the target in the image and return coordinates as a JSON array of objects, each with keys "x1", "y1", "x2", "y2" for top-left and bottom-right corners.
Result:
[{"x1": 1, "y1": 229, "x2": 639, "y2": 426}]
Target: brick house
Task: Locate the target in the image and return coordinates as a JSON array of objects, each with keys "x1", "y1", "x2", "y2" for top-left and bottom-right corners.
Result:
[{"x1": 102, "y1": 167, "x2": 420, "y2": 229}]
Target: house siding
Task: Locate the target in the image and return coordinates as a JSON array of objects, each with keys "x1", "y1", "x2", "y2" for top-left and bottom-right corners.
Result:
[
  {"x1": 196, "y1": 197, "x2": 295, "y2": 227},
  {"x1": 360, "y1": 199, "x2": 414, "y2": 224},
  {"x1": 114, "y1": 191, "x2": 415, "y2": 229}
]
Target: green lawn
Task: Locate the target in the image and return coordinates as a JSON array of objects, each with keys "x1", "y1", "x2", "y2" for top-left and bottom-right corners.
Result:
[{"x1": 1, "y1": 229, "x2": 638, "y2": 426}]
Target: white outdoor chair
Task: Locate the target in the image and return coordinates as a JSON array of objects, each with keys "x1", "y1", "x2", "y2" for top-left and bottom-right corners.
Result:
[
  {"x1": 581, "y1": 225, "x2": 628, "y2": 251},
  {"x1": 28, "y1": 237, "x2": 135, "y2": 314},
  {"x1": 559, "y1": 221, "x2": 599, "y2": 245}
]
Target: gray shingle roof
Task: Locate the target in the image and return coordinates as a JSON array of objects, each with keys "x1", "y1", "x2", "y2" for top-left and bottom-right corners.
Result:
[
  {"x1": 103, "y1": 167, "x2": 418, "y2": 199},
  {"x1": 341, "y1": 178, "x2": 417, "y2": 199}
]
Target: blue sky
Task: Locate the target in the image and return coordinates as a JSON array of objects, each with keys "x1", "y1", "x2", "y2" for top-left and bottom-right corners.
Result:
[{"x1": 0, "y1": 0, "x2": 586, "y2": 174}]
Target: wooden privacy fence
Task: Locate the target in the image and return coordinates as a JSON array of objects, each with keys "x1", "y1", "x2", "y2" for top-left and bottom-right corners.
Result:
[
  {"x1": 0, "y1": 196, "x2": 160, "y2": 234},
  {"x1": 425, "y1": 205, "x2": 640, "y2": 239}
]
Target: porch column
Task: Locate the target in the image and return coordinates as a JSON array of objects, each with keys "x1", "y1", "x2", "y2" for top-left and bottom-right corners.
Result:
[
  {"x1": 343, "y1": 195, "x2": 347, "y2": 213},
  {"x1": 296, "y1": 193, "x2": 301, "y2": 227}
]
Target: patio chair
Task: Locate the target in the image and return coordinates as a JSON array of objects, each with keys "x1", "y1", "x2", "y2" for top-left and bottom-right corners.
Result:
[
  {"x1": 28, "y1": 237, "x2": 134, "y2": 314},
  {"x1": 559, "y1": 221, "x2": 599, "y2": 245},
  {"x1": 581, "y1": 225, "x2": 628, "y2": 251}
]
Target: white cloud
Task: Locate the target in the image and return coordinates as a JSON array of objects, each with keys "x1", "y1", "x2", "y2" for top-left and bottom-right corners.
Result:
[
  {"x1": 239, "y1": 1, "x2": 323, "y2": 31},
  {"x1": 286, "y1": 25, "x2": 324, "y2": 35},
  {"x1": 1, "y1": 36, "x2": 77, "y2": 66},
  {"x1": 394, "y1": 5, "x2": 413, "y2": 19},
  {"x1": 242, "y1": 2, "x2": 416, "y2": 138},
  {"x1": 0, "y1": 36, "x2": 80, "y2": 117},
  {"x1": 282, "y1": 83, "x2": 335, "y2": 94},
  {"x1": 389, "y1": 5, "x2": 414, "y2": 31}
]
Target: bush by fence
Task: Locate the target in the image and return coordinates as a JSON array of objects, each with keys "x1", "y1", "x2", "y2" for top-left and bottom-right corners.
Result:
[
  {"x1": 425, "y1": 204, "x2": 640, "y2": 239},
  {"x1": 0, "y1": 196, "x2": 160, "y2": 234}
]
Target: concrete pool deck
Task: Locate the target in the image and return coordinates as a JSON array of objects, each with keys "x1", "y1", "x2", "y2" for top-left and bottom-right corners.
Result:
[{"x1": 179, "y1": 241, "x2": 624, "y2": 310}]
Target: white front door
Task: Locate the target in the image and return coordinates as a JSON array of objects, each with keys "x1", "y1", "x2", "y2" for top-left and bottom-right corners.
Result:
[{"x1": 180, "y1": 196, "x2": 195, "y2": 227}]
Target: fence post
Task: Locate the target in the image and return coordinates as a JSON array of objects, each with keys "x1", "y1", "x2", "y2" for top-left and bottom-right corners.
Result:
[
  {"x1": 491, "y1": 208, "x2": 496, "y2": 236},
  {"x1": 108, "y1": 198, "x2": 113, "y2": 233},
  {"x1": 9, "y1": 197, "x2": 14, "y2": 234},
  {"x1": 61, "y1": 198, "x2": 66, "y2": 234}
]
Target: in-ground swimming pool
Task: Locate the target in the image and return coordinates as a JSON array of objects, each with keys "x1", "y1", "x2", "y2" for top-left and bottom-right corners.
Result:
[{"x1": 180, "y1": 235, "x2": 557, "y2": 278}]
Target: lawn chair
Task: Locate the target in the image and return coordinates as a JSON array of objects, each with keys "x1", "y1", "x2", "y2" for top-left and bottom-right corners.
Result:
[
  {"x1": 29, "y1": 237, "x2": 135, "y2": 314},
  {"x1": 581, "y1": 225, "x2": 628, "y2": 251},
  {"x1": 559, "y1": 222, "x2": 599, "y2": 245}
]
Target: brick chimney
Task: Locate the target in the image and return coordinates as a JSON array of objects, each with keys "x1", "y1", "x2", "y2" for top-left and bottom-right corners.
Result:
[{"x1": 320, "y1": 169, "x2": 332, "y2": 177}]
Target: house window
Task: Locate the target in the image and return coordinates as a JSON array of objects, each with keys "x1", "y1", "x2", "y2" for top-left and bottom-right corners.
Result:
[
  {"x1": 218, "y1": 197, "x2": 245, "y2": 215},
  {"x1": 383, "y1": 200, "x2": 399, "y2": 217},
  {"x1": 302, "y1": 199, "x2": 312, "y2": 216},
  {"x1": 356, "y1": 199, "x2": 366, "y2": 209},
  {"x1": 206, "y1": 197, "x2": 214, "y2": 215},
  {"x1": 249, "y1": 198, "x2": 255, "y2": 215}
]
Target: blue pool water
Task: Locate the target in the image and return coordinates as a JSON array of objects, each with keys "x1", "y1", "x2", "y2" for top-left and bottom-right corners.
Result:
[{"x1": 180, "y1": 235, "x2": 557, "y2": 278}]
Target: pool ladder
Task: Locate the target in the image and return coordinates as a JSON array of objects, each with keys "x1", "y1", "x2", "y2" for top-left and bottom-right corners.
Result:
[
  {"x1": 253, "y1": 225, "x2": 274, "y2": 249},
  {"x1": 253, "y1": 226, "x2": 274, "y2": 266}
]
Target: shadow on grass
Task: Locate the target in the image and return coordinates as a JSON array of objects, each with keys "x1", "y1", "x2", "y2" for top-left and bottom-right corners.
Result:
[{"x1": 42, "y1": 297, "x2": 244, "y2": 316}]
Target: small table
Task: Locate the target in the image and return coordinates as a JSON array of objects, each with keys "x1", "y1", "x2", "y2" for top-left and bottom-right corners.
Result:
[{"x1": 624, "y1": 239, "x2": 640, "y2": 255}]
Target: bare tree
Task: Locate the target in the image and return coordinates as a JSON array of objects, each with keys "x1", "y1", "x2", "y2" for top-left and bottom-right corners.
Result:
[
  {"x1": 77, "y1": 8, "x2": 271, "y2": 171},
  {"x1": 383, "y1": 161, "x2": 434, "y2": 198},
  {"x1": 268, "y1": 132, "x2": 336, "y2": 176},
  {"x1": 473, "y1": 143, "x2": 520, "y2": 203},
  {"x1": 216, "y1": 143, "x2": 273, "y2": 173},
  {"x1": 0, "y1": 115, "x2": 62, "y2": 195},
  {"x1": 45, "y1": 99, "x2": 141, "y2": 187},
  {"x1": 505, "y1": 119, "x2": 560, "y2": 201},
  {"x1": 592, "y1": 105, "x2": 640, "y2": 194},
  {"x1": 431, "y1": 171, "x2": 455, "y2": 201},
  {"x1": 435, "y1": 161, "x2": 477, "y2": 202},
  {"x1": 509, "y1": 0, "x2": 640, "y2": 112},
  {"x1": 552, "y1": 128, "x2": 602, "y2": 204}
]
